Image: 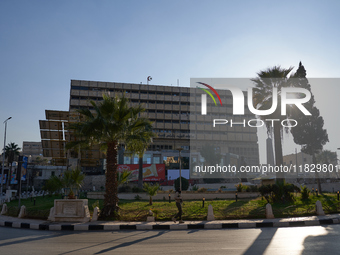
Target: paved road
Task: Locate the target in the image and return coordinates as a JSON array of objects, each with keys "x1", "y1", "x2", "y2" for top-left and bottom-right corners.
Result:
[{"x1": 1, "y1": 225, "x2": 340, "y2": 255}]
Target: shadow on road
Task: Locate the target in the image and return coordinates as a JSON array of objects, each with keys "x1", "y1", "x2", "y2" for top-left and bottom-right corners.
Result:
[
  {"x1": 242, "y1": 228, "x2": 277, "y2": 255},
  {"x1": 94, "y1": 231, "x2": 168, "y2": 254},
  {"x1": 0, "y1": 228, "x2": 74, "y2": 248},
  {"x1": 301, "y1": 225, "x2": 340, "y2": 255}
]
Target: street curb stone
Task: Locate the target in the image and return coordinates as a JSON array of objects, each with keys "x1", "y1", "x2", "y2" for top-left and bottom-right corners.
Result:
[{"x1": 1, "y1": 215, "x2": 340, "y2": 231}]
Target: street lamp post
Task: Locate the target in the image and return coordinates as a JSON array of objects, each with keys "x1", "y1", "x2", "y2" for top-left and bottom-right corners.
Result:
[
  {"x1": 177, "y1": 148, "x2": 183, "y2": 191},
  {"x1": 1, "y1": 117, "x2": 12, "y2": 203}
]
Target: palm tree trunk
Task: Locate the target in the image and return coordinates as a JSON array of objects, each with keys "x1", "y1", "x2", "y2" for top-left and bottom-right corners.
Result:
[
  {"x1": 101, "y1": 141, "x2": 119, "y2": 218},
  {"x1": 138, "y1": 156, "x2": 143, "y2": 189},
  {"x1": 273, "y1": 122, "x2": 284, "y2": 183}
]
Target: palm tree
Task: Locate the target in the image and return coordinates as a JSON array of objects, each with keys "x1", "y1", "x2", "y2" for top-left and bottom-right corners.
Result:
[
  {"x1": 4, "y1": 142, "x2": 21, "y2": 187},
  {"x1": 251, "y1": 66, "x2": 294, "y2": 182},
  {"x1": 143, "y1": 182, "x2": 159, "y2": 205},
  {"x1": 125, "y1": 125, "x2": 156, "y2": 189},
  {"x1": 67, "y1": 93, "x2": 153, "y2": 218},
  {"x1": 117, "y1": 170, "x2": 132, "y2": 186}
]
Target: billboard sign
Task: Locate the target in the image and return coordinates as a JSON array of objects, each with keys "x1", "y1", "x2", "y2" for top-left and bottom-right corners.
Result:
[{"x1": 117, "y1": 164, "x2": 165, "y2": 181}]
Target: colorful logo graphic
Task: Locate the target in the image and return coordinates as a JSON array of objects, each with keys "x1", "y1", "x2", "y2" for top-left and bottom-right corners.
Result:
[
  {"x1": 196, "y1": 82, "x2": 223, "y2": 106},
  {"x1": 197, "y1": 82, "x2": 222, "y2": 115}
]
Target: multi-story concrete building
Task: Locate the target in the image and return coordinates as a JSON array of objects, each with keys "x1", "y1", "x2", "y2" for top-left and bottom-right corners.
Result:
[{"x1": 40, "y1": 80, "x2": 260, "y2": 176}]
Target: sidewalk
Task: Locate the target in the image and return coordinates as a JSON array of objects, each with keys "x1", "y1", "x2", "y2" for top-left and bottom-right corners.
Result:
[{"x1": 1, "y1": 213, "x2": 340, "y2": 231}]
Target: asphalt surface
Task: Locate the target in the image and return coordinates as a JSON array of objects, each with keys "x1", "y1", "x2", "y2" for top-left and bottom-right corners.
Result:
[
  {"x1": 1, "y1": 212, "x2": 340, "y2": 231},
  {"x1": 1, "y1": 224, "x2": 340, "y2": 254}
]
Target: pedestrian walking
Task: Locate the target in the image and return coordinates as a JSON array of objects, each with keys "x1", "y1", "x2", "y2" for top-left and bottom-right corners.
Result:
[{"x1": 172, "y1": 189, "x2": 184, "y2": 223}]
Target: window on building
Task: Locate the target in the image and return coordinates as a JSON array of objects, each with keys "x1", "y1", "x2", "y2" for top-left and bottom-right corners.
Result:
[
  {"x1": 124, "y1": 156, "x2": 131, "y2": 164},
  {"x1": 143, "y1": 154, "x2": 152, "y2": 164},
  {"x1": 153, "y1": 156, "x2": 160, "y2": 164}
]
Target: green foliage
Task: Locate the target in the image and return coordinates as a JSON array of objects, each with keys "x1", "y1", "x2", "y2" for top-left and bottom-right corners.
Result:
[
  {"x1": 44, "y1": 168, "x2": 85, "y2": 197},
  {"x1": 92, "y1": 200, "x2": 100, "y2": 210},
  {"x1": 132, "y1": 186, "x2": 143, "y2": 193},
  {"x1": 134, "y1": 194, "x2": 141, "y2": 200},
  {"x1": 5, "y1": 142, "x2": 21, "y2": 164},
  {"x1": 258, "y1": 181, "x2": 300, "y2": 203},
  {"x1": 43, "y1": 175, "x2": 63, "y2": 195},
  {"x1": 66, "y1": 93, "x2": 154, "y2": 218},
  {"x1": 62, "y1": 168, "x2": 85, "y2": 196},
  {"x1": 143, "y1": 183, "x2": 160, "y2": 205},
  {"x1": 300, "y1": 186, "x2": 310, "y2": 200},
  {"x1": 258, "y1": 184, "x2": 272, "y2": 202},
  {"x1": 143, "y1": 183, "x2": 159, "y2": 196},
  {"x1": 290, "y1": 62, "x2": 328, "y2": 170},
  {"x1": 118, "y1": 185, "x2": 131, "y2": 193},
  {"x1": 117, "y1": 170, "x2": 132, "y2": 186},
  {"x1": 192, "y1": 185, "x2": 199, "y2": 191},
  {"x1": 174, "y1": 177, "x2": 189, "y2": 191},
  {"x1": 235, "y1": 183, "x2": 244, "y2": 192},
  {"x1": 251, "y1": 66, "x2": 294, "y2": 178},
  {"x1": 197, "y1": 187, "x2": 207, "y2": 193}
]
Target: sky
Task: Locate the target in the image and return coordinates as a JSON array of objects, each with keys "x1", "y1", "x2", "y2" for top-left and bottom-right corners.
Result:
[{"x1": 0, "y1": 0, "x2": 340, "y2": 163}]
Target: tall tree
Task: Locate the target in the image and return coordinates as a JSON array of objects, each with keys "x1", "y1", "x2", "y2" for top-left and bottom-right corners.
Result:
[
  {"x1": 67, "y1": 93, "x2": 153, "y2": 218},
  {"x1": 5, "y1": 142, "x2": 20, "y2": 166},
  {"x1": 290, "y1": 62, "x2": 328, "y2": 192},
  {"x1": 5, "y1": 142, "x2": 21, "y2": 187},
  {"x1": 251, "y1": 66, "x2": 294, "y2": 182},
  {"x1": 125, "y1": 124, "x2": 156, "y2": 189}
]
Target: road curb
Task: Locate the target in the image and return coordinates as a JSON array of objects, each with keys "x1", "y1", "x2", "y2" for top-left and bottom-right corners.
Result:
[{"x1": 1, "y1": 216, "x2": 340, "y2": 231}]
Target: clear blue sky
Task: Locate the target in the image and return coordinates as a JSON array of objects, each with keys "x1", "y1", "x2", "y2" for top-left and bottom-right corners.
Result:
[{"x1": 1, "y1": 0, "x2": 340, "y2": 162}]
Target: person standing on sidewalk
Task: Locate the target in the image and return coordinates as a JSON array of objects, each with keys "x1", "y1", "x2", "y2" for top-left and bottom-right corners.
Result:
[{"x1": 172, "y1": 189, "x2": 184, "y2": 223}]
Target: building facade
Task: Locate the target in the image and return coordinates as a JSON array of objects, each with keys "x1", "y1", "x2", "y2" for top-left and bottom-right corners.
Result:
[{"x1": 40, "y1": 80, "x2": 260, "y2": 176}]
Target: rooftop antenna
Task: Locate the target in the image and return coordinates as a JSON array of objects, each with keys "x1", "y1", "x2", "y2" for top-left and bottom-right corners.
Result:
[
  {"x1": 177, "y1": 79, "x2": 179, "y2": 86},
  {"x1": 147, "y1": 76, "x2": 152, "y2": 85}
]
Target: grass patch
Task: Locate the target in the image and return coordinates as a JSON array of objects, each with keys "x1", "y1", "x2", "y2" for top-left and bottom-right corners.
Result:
[{"x1": 2, "y1": 193, "x2": 340, "y2": 221}]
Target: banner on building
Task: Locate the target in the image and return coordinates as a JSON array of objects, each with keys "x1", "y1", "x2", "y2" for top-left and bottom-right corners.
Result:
[
  {"x1": 21, "y1": 156, "x2": 28, "y2": 181},
  {"x1": 10, "y1": 174, "x2": 18, "y2": 184},
  {"x1": 0, "y1": 174, "x2": 6, "y2": 184},
  {"x1": 117, "y1": 164, "x2": 165, "y2": 181}
]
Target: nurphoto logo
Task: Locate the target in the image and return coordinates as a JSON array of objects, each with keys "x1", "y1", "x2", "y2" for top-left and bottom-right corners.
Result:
[{"x1": 197, "y1": 82, "x2": 312, "y2": 128}]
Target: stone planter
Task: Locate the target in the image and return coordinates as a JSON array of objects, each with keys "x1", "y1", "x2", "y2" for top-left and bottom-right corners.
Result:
[{"x1": 48, "y1": 199, "x2": 90, "y2": 222}]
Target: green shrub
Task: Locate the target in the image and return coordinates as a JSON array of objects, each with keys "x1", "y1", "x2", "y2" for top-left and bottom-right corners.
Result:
[
  {"x1": 258, "y1": 184, "x2": 272, "y2": 203},
  {"x1": 259, "y1": 181, "x2": 300, "y2": 203},
  {"x1": 300, "y1": 185, "x2": 310, "y2": 200},
  {"x1": 250, "y1": 185, "x2": 258, "y2": 192},
  {"x1": 192, "y1": 185, "x2": 199, "y2": 191},
  {"x1": 92, "y1": 200, "x2": 100, "y2": 210},
  {"x1": 174, "y1": 177, "x2": 189, "y2": 191},
  {"x1": 197, "y1": 187, "x2": 207, "y2": 193},
  {"x1": 143, "y1": 183, "x2": 160, "y2": 205},
  {"x1": 118, "y1": 185, "x2": 131, "y2": 193},
  {"x1": 235, "y1": 183, "x2": 244, "y2": 192},
  {"x1": 132, "y1": 186, "x2": 143, "y2": 193}
]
